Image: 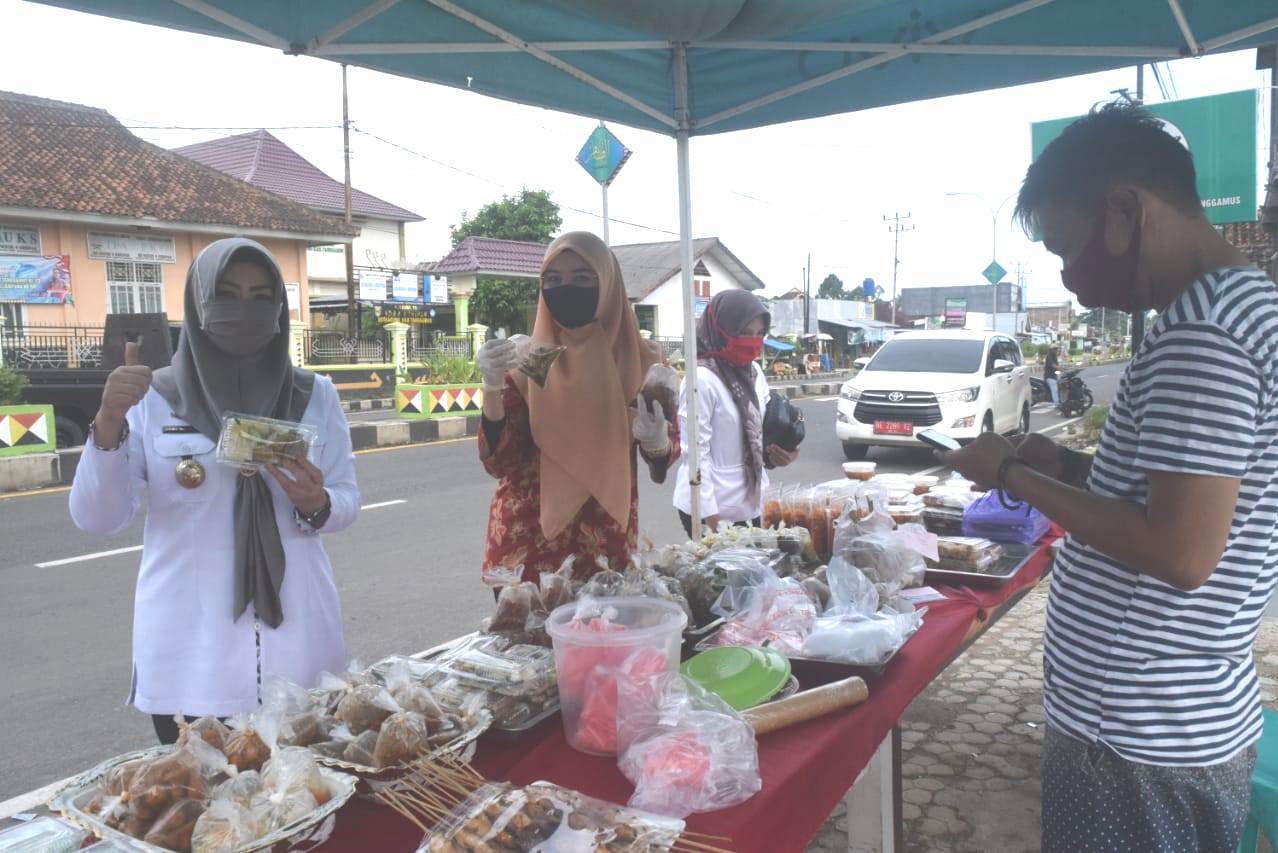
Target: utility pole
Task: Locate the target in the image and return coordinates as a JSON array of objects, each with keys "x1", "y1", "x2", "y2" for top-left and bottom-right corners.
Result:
[
  {"x1": 803, "y1": 253, "x2": 811, "y2": 335},
  {"x1": 1129, "y1": 64, "x2": 1145, "y2": 353},
  {"x1": 342, "y1": 63, "x2": 357, "y2": 342},
  {"x1": 884, "y1": 212, "x2": 914, "y2": 327}
]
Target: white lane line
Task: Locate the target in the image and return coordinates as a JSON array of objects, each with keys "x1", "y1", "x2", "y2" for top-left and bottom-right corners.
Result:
[
  {"x1": 362, "y1": 499, "x2": 407, "y2": 510},
  {"x1": 35, "y1": 500, "x2": 409, "y2": 566},
  {"x1": 1037, "y1": 416, "x2": 1083, "y2": 434},
  {"x1": 35, "y1": 545, "x2": 143, "y2": 568},
  {"x1": 812, "y1": 396, "x2": 839, "y2": 402}
]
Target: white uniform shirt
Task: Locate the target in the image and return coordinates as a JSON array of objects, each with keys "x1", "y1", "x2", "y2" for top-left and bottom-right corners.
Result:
[
  {"x1": 69, "y1": 375, "x2": 358, "y2": 717},
  {"x1": 673, "y1": 364, "x2": 772, "y2": 523}
]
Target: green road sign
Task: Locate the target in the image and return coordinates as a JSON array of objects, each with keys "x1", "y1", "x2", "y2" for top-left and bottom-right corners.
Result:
[
  {"x1": 1031, "y1": 91, "x2": 1258, "y2": 225},
  {"x1": 576, "y1": 125, "x2": 631, "y2": 187},
  {"x1": 983, "y1": 261, "x2": 1007, "y2": 285}
]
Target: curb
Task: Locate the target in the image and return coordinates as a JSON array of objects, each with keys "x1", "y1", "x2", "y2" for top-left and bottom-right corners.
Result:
[{"x1": 0, "y1": 382, "x2": 847, "y2": 494}]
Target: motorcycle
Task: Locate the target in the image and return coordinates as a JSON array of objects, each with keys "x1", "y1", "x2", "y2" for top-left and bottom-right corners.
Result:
[
  {"x1": 1057, "y1": 368, "x2": 1094, "y2": 418},
  {"x1": 1029, "y1": 376, "x2": 1052, "y2": 406}
]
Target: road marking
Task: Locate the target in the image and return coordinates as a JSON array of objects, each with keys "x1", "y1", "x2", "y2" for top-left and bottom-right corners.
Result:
[
  {"x1": 362, "y1": 499, "x2": 407, "y2": 510},
  {"x1": 0, "y1": 485, "x2": 71, "y2": 501},
  {"x1": 812, "y1": 396, "x2": 839, "y2": 402},
  {"x1": 1038, "y1": 416, "x2": 1084, "y2": 434},
  {"x1": 353, "y1": 436, "x2": 474, "y2": 455},
  {"x1": 36, "y1": 545, "x2": 143, "y2": 568}
]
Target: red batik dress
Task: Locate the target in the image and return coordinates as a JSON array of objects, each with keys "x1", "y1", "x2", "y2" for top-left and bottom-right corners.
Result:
[{"x1": 479, "y1": 375, "x2": 678, "y2": 584}]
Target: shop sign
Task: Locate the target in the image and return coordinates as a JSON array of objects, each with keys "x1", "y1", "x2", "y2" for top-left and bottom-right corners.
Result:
[
  {"x1": 427, "y1": 275, "x2": 447, "y2": 305},
  {"x1": 0, "y1": 255, "x2": 72, "y2": 304},
  {"x1": 87, "y1": 232, "x2": 177, "y2": 263},
  {"x1": 393, "y1": 273, "x2": 420, "y2": 302},
  {"x1": 358, "y1": 272, "x2": 389, "y2": 302},
  {"x1": 0, "y1": 224, "x2": 40, "y2": 256},
  {"x1": 379, "y1": 303, "x2": 435, "y2": 325},
  {"x1": 943, "y1": 297, "x2": 967, "y2": 329}
]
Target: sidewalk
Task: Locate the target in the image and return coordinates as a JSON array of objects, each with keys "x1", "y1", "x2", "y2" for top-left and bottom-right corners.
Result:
[{"x1": 806, "y1": 579, "x2": 1278, "y2": 853}]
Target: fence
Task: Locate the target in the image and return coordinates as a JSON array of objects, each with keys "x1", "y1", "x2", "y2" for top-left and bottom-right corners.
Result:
[
  {"x1": 1, "y1": 325, "x2": 105, "y2": 369},
  {"x1": 652, "y1": 336, "x2": 685, "y2": 361},
  {"x1": 302, "y1": 328, "x2": 390, "y2": 365},
  {"x1": 408, "y1": 327, "x2": 473, "y2": 361}
]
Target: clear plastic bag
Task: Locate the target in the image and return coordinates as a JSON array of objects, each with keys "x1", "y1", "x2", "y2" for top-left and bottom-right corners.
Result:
[
  {"x1": 842, "y1": 532, "x2": 926, "y2": 590},
  {"x1": 215, "y1": 413, "x2": 317, "y2": 472},
  {"x1": 705, "y1": 549, "x2": 781, "y2": 619},
  {"x1": 262, "y1": 747, "x2": 330, "y2": 806},
  {"x1": 578, "y1": 568, "x2": 625, "y2": 599},
  {"x1": 334, "y1": 683, "x2": 401, "y2": 735},
  {"x1": 212, "y1": 770, "x2": 262, "y2": 810},
  {"x1": 373, "y1": 711, "x2": 432, "y2": 768},
  {"x1": 800, "y1": 608, "x2": 924, "y2": 666},
  {"x1": 483, "y1": 581, "x2": 550, "y2": 645},
  {"x1": 709, "y1": 576, "x2": 817, "y2": 654},
  {"x1": 176, "y1": 716, "x2": 230, "y2": 753},
  {"x1": 249, "y1": 785, "x2": 317, "y2": 835},
  {"x1": 0, "y1": 817, "x2": 87, "y2": 853},
  {"x1": 824, "y1": 557, "x2": 881, "y2": 617},
  {"x1": 539, "y1": 556, "x2": 578, "y2": 613},
  {"x1": 518, "y1": 342, "x2": 567, "y2": 387},
  {"x1": 142, "y1": 798, "x2": 205, "y2": 851},
  {"x1": 616, "y1": 664, "x2": 760, "y2": 818},
  {"x1": 127, "y1": 748, "x2": 207, "y2": 820},
  {"x1": 191, "y1": 799, "x2": 258, "y2": 853},
  {"x1": 936, "y1": 537, "x2": 1004, "y2": 562},
  {"x1": 640, "y1": 362, "x2": 680, "y2": 422}
]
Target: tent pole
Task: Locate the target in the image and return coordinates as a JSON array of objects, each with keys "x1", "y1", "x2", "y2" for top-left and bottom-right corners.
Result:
[{"x1": 674, "y1": 42, "x2": 702, "y2": 538}]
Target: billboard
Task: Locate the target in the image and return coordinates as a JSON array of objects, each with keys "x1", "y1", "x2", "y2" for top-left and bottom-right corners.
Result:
[
  {"x1": 0, "y1": 255, "x2": 71, "y2": 304},
  {"x1": 944, "y1": 297, "x2": 968, "y2": 328},
  {"x1": 1031, "y1": 91, "x2": 1258, "y2": 225}
]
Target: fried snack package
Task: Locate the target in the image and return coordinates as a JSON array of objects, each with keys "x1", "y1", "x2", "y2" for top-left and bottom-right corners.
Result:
[
  {"x1": 143, "y1": 799, "x2": 206, "y2": 853},
  {"x1": 373, "y1": 711, "x2": 432, "y2": 768},
  {"x1": 223, "y1": 715, "x2": 272, "y2": 774},
  {"x1": 249, "y1": 785, "x2": 318, "y2": 834},
  {"x1": 192, "y1": 800, "x2": 258, "y2": 853},
  {"x1": 276, "y1": 711, "x2": 328, "y2": 748},
  {"x1": 539, "y1": 556, "x2": 578, "y2": 613},
  {"x1": 100, "y1": 758, "x2": 146, "y2": 796},
  {"x1": 262, "y1": 747, "x2": 331, "y2": 807},
  {"x1": 127, "y1": 749, "x2": 207, "y2": 820},
  {"x1": 176, "y1": 716, "x2": 230, "y2": 753},
  {"x1": 378, "y1": 658, "x2": 446, "y2": 729},
  {"x1": 99, "y1": 791, "x2": 151, "y2": 839},
  {"x1": 212, "y1": 770, "x2": 262, "y2": 810},
  {"x1": 334, "y1": 683, "x2": 400, "y2": 734},
  {"x1": 518, "y1": 343, "x2": 567, "y2": 387},
  {"x1": 341, "y1": 729, "x2": 380, "y2": 766}
]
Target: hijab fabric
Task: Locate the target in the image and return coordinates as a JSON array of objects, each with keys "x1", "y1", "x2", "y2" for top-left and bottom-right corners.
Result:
[
  {"x1": 698, "y1": 289, "x2": 771, "y2": 499},
  {"x1": 513, "y1": 232, "x2": 657, "y2": 539},
  {"x1": 152, "y1": 238, "x2": 314, "y2": 629}
]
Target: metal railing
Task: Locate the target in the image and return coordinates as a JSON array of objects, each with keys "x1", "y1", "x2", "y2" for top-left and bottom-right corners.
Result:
[
  {"x1": 302, "y1": 328, "x2": 389, "y2": 365},
  {"x1": 408, "y1": 328, "x2": 472, "y2": 360},
  {"x1": 2, "y1": 324, "x2": 105, "y2": 369},
  {"x1": 652, "y1": 336, "x2": 685, "y2": 361}
]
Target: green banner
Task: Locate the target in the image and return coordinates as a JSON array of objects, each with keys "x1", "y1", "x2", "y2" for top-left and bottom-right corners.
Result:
[{"x1": 1031, "y1": 90, "x2": 1257, "y2": 225}]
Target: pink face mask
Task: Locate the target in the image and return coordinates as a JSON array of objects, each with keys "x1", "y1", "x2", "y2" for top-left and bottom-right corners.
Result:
[{"x1": 1059, "y1": 208, "x2": 1141, "y2": 312}]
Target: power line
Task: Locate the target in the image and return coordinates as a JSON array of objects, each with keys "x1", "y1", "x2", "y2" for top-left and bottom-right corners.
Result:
[{"x1": 0, "y1": 119, "x2": 341, "y2": 131}]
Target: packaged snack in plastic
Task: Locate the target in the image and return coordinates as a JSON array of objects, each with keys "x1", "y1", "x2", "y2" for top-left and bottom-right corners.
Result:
[
  {"x1": 923, "y1": 507, "x2": 966, "y2": 536},
  {"x1": 100, "y1": 758, "x2": 146, "y2": 797},
  {"x1": 373, "y1": 711, "x2": 432, "y2": 768},
  {"x1": 484, "y1": 581, "x2": 550, "y2": 645},
  {"x1": 127, "y1": 749, "x2": 207, "y2": 821},
  {"x1": 262, "y1": 747, "x2": 330, "y2": 806},
  {"x1": 824, "y1": 557, "x2": 880, "y2": 617},
  {"x1": 518, "y1": 342, "x2": 567, "y2": 387},
  {"x1": 801, "y1": 608, "x2": 924, "y2": 666},
  {"x1": 842, "y1": 532, "x2": 926, "y2": 590},
  {"x1": 341, "y1": 729, "x2": 379, "y2": 766},
  {"x1": 935, "y1": 553, "x2": 1002, "y2": 574},
  {"x1": 0, "y1": 817, "x2": 87, "y2": 853},
  {"x1": 223, "y1": 716, "x2": 272, "y2": 773},
  {"x1": 215, "y1": 413, "x2": 317, "y2": 471},
  {"x1": 182, "y1": 735, "x2": 238, "y2": 787},
  {"x1": 212, "y1": 770, "x2": 262, "y2": 810},
  {"x1": 142, "y1": 798, "x2": 205, "y2": 852},
  {"x1": 640, "y1": 362, "x2": 680, "y2": 422},
  {"x1": 616, "y1": 667, "x2": 760, "y2": 818},
  {"x1": 936, "y1": 536, "x2": 1003, "y2": 562},
  {"x1": 762, "y1": 484, "x2": 784, "y2": 528},
  {"x1": 99, "y1": 793, "x2": 152, "y2": 838},
  {"x1": 539, "y1": 557, "x2": 578, "y2": 613},
  {"x1": 923, "y1": 487, "x2": 979, "y2": 510},
  {"x1": 709, "y1": 576, "x2": 817, "y2": 654},
  {"x1": 176, "y1": 716, "x2": 230, "y2": 753},
  {"x1": 911, "y1": 474, "x2": 940, "y2": 495},
  {"x1": 249, "y1": 785, "x2": 317, "y2": 834},
  {"x1": 706, "y1": 549, "x2": 782, "y2": 619},
  {"x1": 801, "y1": 575, "x2": 832, "y2": 611},
  {"x1": 448, "y1": 643, "x2": 557, "y2": 696},
  {"x1": 578, "y1": 568, "x2": 624, "y2": 599},
  {"x1": 334, "y1": 683, "x2": 400, "y2": 734},
  {"x1": 191, "y1": 800, "x2": 258, "y2": 853}
]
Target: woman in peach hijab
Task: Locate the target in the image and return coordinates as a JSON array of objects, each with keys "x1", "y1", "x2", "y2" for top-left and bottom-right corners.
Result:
[{"x1": 474, "y1": 232, "x2": 677, "y2": 583}]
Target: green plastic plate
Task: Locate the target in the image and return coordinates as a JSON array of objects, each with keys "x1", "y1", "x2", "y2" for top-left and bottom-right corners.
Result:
[{"x1": 680, "y1": 645, "x2": 792, "y2": 711}]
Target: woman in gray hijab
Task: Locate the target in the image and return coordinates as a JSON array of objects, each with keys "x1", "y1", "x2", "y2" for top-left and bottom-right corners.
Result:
[{"x1": 70, "y1": 238, "x2": 359, "y2": 744}]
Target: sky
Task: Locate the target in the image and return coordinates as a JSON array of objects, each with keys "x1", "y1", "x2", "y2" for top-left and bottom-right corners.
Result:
[{"x1": 2, "y1": 1, "x2": 1272, "y2": 309}]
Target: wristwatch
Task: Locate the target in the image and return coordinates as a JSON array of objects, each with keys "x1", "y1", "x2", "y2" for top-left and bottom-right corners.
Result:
[{"x1": 297, "y1": 493, "x2": 332, "y2": 530}]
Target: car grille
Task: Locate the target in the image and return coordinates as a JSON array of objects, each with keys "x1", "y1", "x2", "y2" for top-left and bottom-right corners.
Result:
[{"x1": 853, "y1": 390, "x2": 943, "y2": 427}]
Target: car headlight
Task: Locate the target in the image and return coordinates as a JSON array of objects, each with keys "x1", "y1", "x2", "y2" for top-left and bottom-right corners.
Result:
[
  {"x1": 840, "y1": 386, "x2": 862, "y2": 402},
  {"x1": 936, "y1": 386, "x2": 980, "y2": 404},
  {"x1": 952, "y1": 415, "x2": 976, "y2": 429}
]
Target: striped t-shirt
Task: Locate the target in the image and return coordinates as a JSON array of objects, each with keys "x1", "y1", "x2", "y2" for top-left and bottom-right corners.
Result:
[{"x1": 1044, "y1": 266, "x2": 1278, "y2": 766}]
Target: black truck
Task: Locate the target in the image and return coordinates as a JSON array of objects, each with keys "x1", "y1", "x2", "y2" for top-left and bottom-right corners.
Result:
[{"x1": 14, "y1": 314, "x2": 176, "y2": 448}]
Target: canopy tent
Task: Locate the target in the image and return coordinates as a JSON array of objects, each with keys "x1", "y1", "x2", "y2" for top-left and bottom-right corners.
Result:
[
  {"x1": 764, "y1": 337, "x2": 795, "y2": 352},
  {"x1": 32, "y1": 0, "x2": 1278, "y2": 532}
]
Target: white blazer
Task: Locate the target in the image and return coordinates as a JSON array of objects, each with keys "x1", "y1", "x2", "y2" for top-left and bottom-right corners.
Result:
[
  {"x1": 69, "y1": 376, "x2": 358, "y2": 717},
  {"x1": 673, "y1": 364, "x2": 772, "y2": 523}
]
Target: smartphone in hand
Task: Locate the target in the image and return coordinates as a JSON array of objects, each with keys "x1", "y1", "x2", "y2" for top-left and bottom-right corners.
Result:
[{"x1": 917, "y1": 429, "x2": 962, "y2": 452}]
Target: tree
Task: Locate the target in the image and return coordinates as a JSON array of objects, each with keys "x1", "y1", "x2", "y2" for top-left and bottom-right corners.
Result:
[
  {"x1": 451, "y1": 189, "x2": 563, "y2": 333},
  {"x1": 816, "y1": 273, "x2": 846, "y2": 300},
  {"x1": 450, "y1": 189, "x2": 562, "y2": 247},
  {"x1": 1077, "y1": 308, "x2": 1129, "y2": 342}
]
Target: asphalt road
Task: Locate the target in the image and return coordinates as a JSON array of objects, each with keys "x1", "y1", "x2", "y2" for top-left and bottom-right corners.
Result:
[{"x1": 0, "y1": 366, "x2": 1119, "y2": 801}]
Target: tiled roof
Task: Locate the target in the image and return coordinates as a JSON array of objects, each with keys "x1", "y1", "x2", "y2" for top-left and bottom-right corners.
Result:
[
  {"x1": 176, "y1": 130, "x2": 422, "y2": 222},
  {"x1": 431, "y1": 236, "x2": 767, "y2": 300},
  {"x1": 431, "y1": 237, "x2": 550, "y2": 277},
  {"x1": 0, "y1": 91, "x2": 356, "y2": 239}
]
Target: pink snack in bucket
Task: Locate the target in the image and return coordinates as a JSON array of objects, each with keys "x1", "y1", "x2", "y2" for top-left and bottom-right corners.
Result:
[{"x1": 570, "y1": 646, "x2": 669, "y2": 754}]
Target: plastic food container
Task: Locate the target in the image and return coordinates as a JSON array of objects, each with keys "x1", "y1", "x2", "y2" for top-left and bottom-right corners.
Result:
[
  {"x1": 936, "y1": 537, "x2": 1003, "y2": 562},
  {"x1": 923, "y1": 507, "x2": 966, "y2": 536},
  {"x1": 843, "y1": 461, "x2": 877, "y2": 480},
  {"x1": 911, "y1": 475, "x2": 939, "y2": 495},
  {"x1": 216, "y1": 413, "x2": 317, "y2": 471},
  {"x1": 0, "y1": 818, "x2": 87, "y2": 853},
  {"x1": 545, "y1": 597, "x2": 687, "y2": 756}
]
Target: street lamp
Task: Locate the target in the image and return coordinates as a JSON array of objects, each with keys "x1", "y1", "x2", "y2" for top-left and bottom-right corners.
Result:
[{"x1": 944, "y1": 191, "x2": 1017, "y2": 332}]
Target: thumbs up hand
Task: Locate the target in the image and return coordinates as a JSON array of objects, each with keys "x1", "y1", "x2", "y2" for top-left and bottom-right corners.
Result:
[{"x1": 93, "y1": 339, "x2": 153, "y2": 449}]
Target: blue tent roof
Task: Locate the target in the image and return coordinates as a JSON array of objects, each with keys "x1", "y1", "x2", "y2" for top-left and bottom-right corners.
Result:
[
  {"x1": 29, "y1": 1, "x2": 1278, "y2": 136},
  {"x1": 764, "y1": 337, "x2": 794, "y2": 352}
]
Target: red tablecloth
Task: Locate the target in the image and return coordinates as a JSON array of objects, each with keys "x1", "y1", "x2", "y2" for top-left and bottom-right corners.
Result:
[{"x1": 328, "y1": 538, "x2": 1057, "y2": 852}]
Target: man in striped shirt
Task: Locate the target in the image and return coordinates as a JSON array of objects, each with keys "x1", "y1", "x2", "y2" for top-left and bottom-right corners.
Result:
[{"x1": 947, "y1": 102, "x2": 1277, "y2": 852}]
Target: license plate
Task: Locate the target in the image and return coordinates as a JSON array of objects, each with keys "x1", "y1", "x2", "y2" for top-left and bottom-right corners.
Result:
[{"x1": 874, "y1": 421, "x2": 914, "y2": 436}]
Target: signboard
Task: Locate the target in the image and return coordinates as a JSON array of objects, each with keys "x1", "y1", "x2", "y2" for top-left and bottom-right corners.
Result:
[
  {"x1": 392, "y1": 273, "x2": 420, "y2": 302},
  {"x1": 0, "y1": 224, "x2": 40, "y2": 256},
  {"x1": 358, "y1": 272, "x2": 389, "y2": 302},
  {"x1": 379, "y1": 303, "x2": 435, "y2": 325},
  {"x1": 87, "y1": 232, "x2": 177, "y2": 263},
  {"x1": 694, "y1": 298, "x2": 709, "y2": 319},
  {"x1": 943, "y1": 297, "x2": 968, "y2": 328},
  {"x1": 427, "y1": 275, "x2": 447, "y2": 305},
  {"x1": 0, "y1": 255, "x2": 71, "y2": 304},
  {"x1": 284, "y1": 283, "x2": 300, "y2": 312},
  {"x1": 982, "y1": 261, "x2": 1007, "y2": 285},
  {"x1": 846, "y1": 328, "x2": 865, "y2": 346},
  {"x1": 575, "y1": 124, "x2": 632, "y2": 187},
  {"x1": 1031, "y1": 91, "x2": 1257, "y2": 225}
]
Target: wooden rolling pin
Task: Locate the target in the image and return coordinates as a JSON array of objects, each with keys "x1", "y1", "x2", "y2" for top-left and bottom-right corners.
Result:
[{"x1": 743, "y1": 676, "x2": 870, "y2": 735}]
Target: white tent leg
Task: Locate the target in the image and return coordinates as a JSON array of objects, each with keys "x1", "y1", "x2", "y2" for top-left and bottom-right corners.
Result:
[{"x1": 677, "y1": 128, "x2": 701, "y2": 537}]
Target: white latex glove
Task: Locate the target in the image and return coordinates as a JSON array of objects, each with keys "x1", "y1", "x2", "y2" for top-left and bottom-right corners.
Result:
[
  {"x1": 477, "y1": 338, "x2": 521, "y2": 391},
  {"x1": 633, "y1": 399, "x2": 671, "y2": 456}
]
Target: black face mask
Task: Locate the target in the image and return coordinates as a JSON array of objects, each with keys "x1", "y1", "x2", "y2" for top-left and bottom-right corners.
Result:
[{"x1": 543, "y1": 286, "x2": 599, "y2": 329}]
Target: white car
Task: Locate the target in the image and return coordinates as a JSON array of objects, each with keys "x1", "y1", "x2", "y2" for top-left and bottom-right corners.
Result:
[{"x1": 836, "y1": 330, "x2": 1031, "y2": 460}]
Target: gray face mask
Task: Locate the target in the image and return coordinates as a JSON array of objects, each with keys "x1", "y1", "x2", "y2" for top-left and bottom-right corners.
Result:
[{"x1": 202, "y1": 299, "x2": 281, "y2": 356}]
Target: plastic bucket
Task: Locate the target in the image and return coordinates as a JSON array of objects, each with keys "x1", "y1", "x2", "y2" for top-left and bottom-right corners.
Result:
[{"x1": 545, "y1": 596, "x2": 688, "y2": 755}]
